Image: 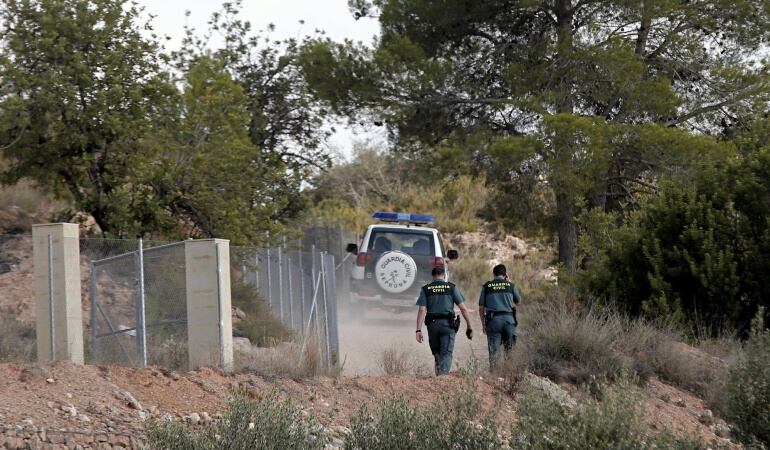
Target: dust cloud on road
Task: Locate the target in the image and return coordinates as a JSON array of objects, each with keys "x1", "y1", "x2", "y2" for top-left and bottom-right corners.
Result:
[{"x1": 337, "y1": 305, "x2": 489, "y2": 376}]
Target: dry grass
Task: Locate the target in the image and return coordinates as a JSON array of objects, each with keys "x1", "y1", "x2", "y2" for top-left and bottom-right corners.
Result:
[
  {"x1": 0, "y1": 179, "x2": 52, "y2": 212},
  {"x1": 521, "y1": 301, "x2": 629, "y2": 384},
  {"x1": 0, "y1": 178, "x2": 65, "y2": 233},
  {"x1": 647, "y1": 340, "x2": 732, "y2": 410},
  {"x1": 378, "y1": 345, "x2": 416, "y2": 376},
  {"x1": 515, "y1": 297, "x2": 734, "y2": 408},
  {"x1": 495, "y1": 349, "x2": 530, "y2": 396},
  {"x1": 235, "y1": 333, "x2": 341, "y2": 380},
  {"x1": 149, "y1": 337, "x2": 189, "y2": 370},
  {"x1": 0, "y1": 316, "x2": 35, "y2": 362}
]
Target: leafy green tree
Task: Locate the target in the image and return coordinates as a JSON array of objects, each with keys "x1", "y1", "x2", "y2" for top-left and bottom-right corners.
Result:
[
  {"x1": 578, "y1": 117, "x2": 770, "y2": 333},
  {"x1": 0, "y1": 0, "x2": 330, "y2": 243},
  {"x1": 0, "y1": 0, "x2": 176, "y2": 236},
  {"x1": 308, "y1": 144, "x2": 489, "y2": 232},
  {"x1": 300, "y1": 0, "x2": 770, "y2": 270},
  {"x1": 176, "y1": 1, "x2": 333, "y2": 222},
  {"x1": 149, "y1": 56, "x2": 293, "y2": 244}
]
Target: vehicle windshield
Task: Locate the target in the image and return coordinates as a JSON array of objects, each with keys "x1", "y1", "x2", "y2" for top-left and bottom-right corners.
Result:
[{"x1": 368, "y1": 229, "x2": 434, "y2": 256}]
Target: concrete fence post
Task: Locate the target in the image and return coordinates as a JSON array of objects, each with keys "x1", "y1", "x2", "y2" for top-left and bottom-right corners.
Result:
[
  {"x1": 32, "y1": 223, "x2": 84, "y2": 364},
  {"x1": 184, "y1": 239, "x2": 233, "y2": 372}
]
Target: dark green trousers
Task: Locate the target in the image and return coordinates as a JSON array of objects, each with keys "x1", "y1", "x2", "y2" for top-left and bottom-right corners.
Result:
[
  {"x1": 427, "y1": 318, "x2": 456, "y2": 375},
  {"x1": 486, "y1": 314, "x2": 516, "y2": 367}
]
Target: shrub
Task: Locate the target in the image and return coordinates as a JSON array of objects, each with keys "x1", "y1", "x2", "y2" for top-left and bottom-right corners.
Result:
[
  {"x1": 235, "y1": 334, "x2": 341, "y2": 380},
  {"x1": 379, "y1": 345, "x2": 414, "y2": 376},
  {"x1": 230, "y1": 277, "x2": 292, "y2": 347},
  {"x1": 522, "y1": 302, "x2": 628, "y2": 383},
  {"x1": 515, "y1": 376, "x2": 702, "y2": 450},
  {"x1": 724, "y1": 307, "x2": 770, "y2": 448},
  {"x1": 519, "y1": 297, "x2": 735, "y2": 406},
  {"x1": 145, "y1": 394, "x2": 324, "y2": 450},
  {"x1": 646, "y1": 340, "x2": 729, "y2": 410},
  {"x1": 345, "y1": 391, "x2": 503, "y2": 450},
  {"x1": 496, "y1": 346, "x2": 530, "y2": 396},
  {"x1": 149, "y1": 337, "x2": 188, "y2": 370},
  {"x1": 577, "y1": 147, "x2": 770, "y2": 336},
  {"x1": 0, "y1": 316, "x2": 35, "y2": 362}
]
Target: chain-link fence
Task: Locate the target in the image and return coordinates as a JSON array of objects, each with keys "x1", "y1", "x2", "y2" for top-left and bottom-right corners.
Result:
[
  {"x1": 82, "y1": 239, "x2": 188, "y2": 369},
  {"x1": 0, "y1": 234, "x2": 36, "y2": 362},
  {"x1": 301, "y1": 224, "x2": 358, "y2": 316},
  {"x1": 1, "y1": 224, "x2": 355, "y2": 371},
  {"x1": 232, "y1": 245, "x2": 340, "y2": 367}
]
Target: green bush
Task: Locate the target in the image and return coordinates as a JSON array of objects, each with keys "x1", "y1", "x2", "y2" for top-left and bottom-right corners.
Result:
[
  {"x1": 515, "y1": 377, "x2": 702, "y2": 450},
  {"x1": 230, "y1": 278, "x2": 292, "y2": 347},
  {"x1": 724, "y1": 307, "x2": 770, "y2": 448},
  {"x1": 145, "y1": 394, "x2": 324, "y2": 450},
  {"x1": 345, "y1": 391, "x2": 503, "y2": 450},
  {"x1": 577, "y1": 143, "x2": 770, "y2": 335}
]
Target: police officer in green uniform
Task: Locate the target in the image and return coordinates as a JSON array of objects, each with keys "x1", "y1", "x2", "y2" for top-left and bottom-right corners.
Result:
[
  {"x1": 478, "y1": 264, "x2": 522, "y2": 368},
  {"x1": 415, "y1": 266, "x2": 473, "y2": 375}
]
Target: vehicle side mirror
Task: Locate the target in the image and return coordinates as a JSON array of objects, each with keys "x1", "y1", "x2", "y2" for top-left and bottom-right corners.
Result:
[
  {"x1": 447, "y1": 249, "x2": 459, "y2": 260},
  {"x1": 346, "y1": 243, "x2": 359, "y2": 254}
]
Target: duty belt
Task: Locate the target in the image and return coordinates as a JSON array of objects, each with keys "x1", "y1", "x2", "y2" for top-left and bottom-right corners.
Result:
[
  {"x1": 425, "y1": 313, "x2": 455, "y2": 325},
  {"x1": 486, "y1": 310, "x2": 518, "y2": 325}
]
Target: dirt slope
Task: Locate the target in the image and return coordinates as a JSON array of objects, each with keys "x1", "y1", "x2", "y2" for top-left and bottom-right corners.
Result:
[
  {"x1": 0, "y1": 362, "x2": 514, "y2": 434},
  {"x1": 0, "y1": 362, "x2": 737, "y2": 448}
]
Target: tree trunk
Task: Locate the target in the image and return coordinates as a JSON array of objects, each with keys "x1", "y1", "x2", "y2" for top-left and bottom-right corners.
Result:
[
  {"x1": 556, "y1": 191, "x2": 578, "y2": 272},
  {"x1": 553, "y1": 0, "x2": 578, "y2": 272}
]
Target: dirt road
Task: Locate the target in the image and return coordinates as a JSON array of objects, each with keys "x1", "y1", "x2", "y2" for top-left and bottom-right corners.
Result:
[{"x1": 337, "y1": 306, "x2": 488, "y2": 376}]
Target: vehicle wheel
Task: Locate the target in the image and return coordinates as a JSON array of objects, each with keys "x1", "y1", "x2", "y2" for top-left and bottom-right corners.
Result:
[{"x1": 374, "y1": 251, "x2": 417, "y2": 294}]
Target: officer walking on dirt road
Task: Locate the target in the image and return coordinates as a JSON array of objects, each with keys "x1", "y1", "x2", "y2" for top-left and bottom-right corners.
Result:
[
  {"x1": 415, "y1": 266, "x2": 473, "y2": 375},
  {"x1": 479, "y1": 264, "x2": 522, "y2": 368}
]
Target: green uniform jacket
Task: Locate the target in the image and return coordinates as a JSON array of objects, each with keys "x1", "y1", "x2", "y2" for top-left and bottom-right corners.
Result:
[
  {"x1": 416, "y1": 280, "x2": 465, "y2": 315},
  {"x1": 478, "y1": 276, "x2": 522, "y2": 312}
]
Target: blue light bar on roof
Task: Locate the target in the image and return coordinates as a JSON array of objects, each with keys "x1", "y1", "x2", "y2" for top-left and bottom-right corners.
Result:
[{"x1": 372, "y1": 211, "x2": 436, "y2": 225}]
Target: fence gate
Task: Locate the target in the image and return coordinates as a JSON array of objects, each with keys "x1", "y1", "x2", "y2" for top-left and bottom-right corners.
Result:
[{"x1": 89, "y1": 241, "x2": 188, "y2": 369}]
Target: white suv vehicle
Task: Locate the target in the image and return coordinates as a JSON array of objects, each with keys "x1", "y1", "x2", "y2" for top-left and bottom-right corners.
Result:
[{"x1": 345, "y1": 212, "x2": 459, "y2": 316}]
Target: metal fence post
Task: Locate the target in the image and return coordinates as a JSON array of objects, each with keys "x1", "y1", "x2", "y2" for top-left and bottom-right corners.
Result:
[
  {"x1": 47, "y1": 234, "x2": 55, "y2": 361},
  {"x1": 312, "y1": 245, "x2": 319, "y2": 337},
  {"x1": 215, "y1": 242, "x2": 225, "y2": 370},
  {"x1": 326, "y1": 253, "x2": 339, "y2": 366},
  {"x1": 266, "y1": 247, "x2": 272, "y2": 308},
  {"x1": 135, "y1": 239, "x2": 148, "y2": 367},
  {"x1": 288, "y1": 255, "x2": 294, "y2": 330},
  {"x1": 278, "y1": 245, "x2": 283, "y2": 321},
  {"x1": 299, "y1": 270, "x2": 322, "y2": 363},
  {"x1": 254, "y1": 252, "x2": 259, "y2": 290},
  {"x1": 320, "y1": 252, "x2": 331, "y2": 367},
  {"x1": 90, "y1": 263, "x2": 98, "y2": 362},
  {"x1": 299, "y1": 249, "x2": 305, "y2": 329}
]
